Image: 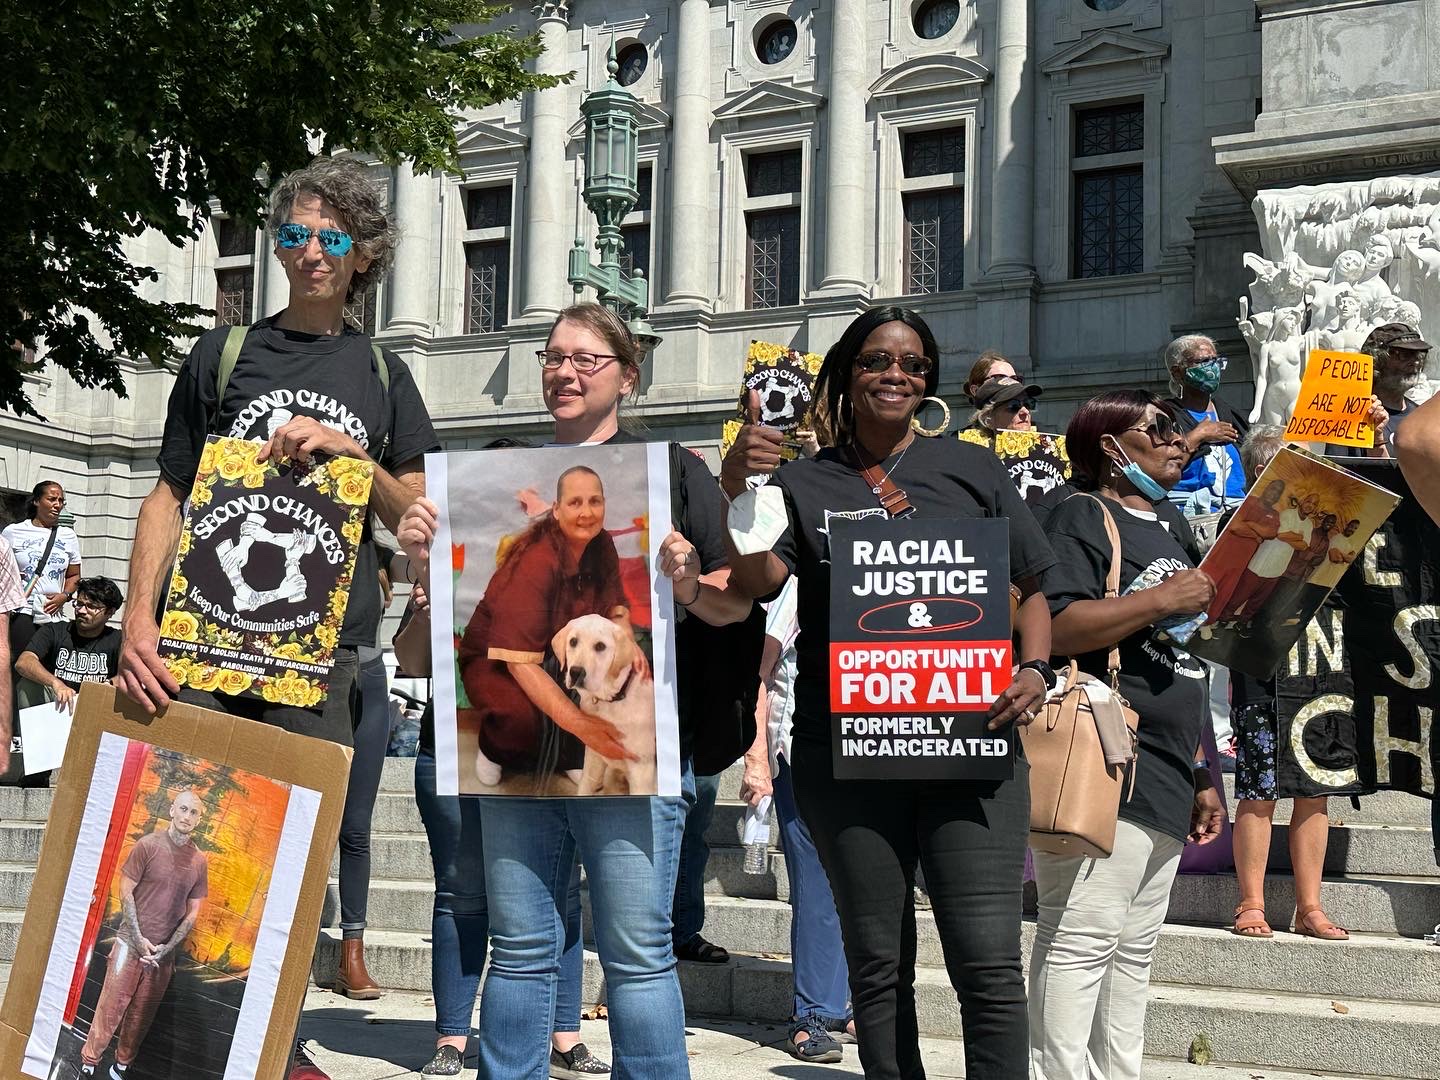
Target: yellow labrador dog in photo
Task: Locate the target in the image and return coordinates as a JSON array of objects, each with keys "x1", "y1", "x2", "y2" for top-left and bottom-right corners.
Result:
[{"x1": 552, "y1": 613, "x2": 657, "y2": 795}]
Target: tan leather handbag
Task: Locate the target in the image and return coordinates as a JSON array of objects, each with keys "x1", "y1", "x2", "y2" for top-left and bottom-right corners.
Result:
[{"x1": 1022, "y1": 495, "x2": 1138, "y2": 859}]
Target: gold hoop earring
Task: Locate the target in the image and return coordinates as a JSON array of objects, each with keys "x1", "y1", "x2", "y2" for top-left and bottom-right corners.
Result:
[{"x1": 911, "y1": 396, "x2": 951, "y2": 437}]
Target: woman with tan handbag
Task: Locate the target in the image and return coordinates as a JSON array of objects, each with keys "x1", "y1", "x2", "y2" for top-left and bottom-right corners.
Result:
[
  {"x1": 722, "y1": 306, "x2": 1056, "y2": 1080},
  {"x1": 1029, "y1": 390, "x2": 1226, "y2": 1080}
]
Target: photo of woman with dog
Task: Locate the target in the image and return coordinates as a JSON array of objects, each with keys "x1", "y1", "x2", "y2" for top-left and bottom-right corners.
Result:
[
  {"x1": 399, "y1": 302, "x2": 754, "y2": 1080},
  {"x1": 457, "y1": 462, "x2": 645, "y2": 796},
  {"x1": 720, "y1": 305, "x2": 1057, "y2": 1080}
]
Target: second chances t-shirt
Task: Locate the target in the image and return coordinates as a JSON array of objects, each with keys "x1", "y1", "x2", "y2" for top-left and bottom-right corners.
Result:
[
  {"x1": 1042, "y1": 493, "x2": 1208, "y2": 842},
  {"x1": 157, "y1": 318, "x2": 440, "y2": 648},
  {"x1": 770, "y1": 435, "x2": 1056, "y2": 746}
]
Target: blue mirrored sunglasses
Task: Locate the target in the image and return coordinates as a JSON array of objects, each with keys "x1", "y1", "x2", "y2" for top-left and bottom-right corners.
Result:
[{"x1": 276, "y1": 222, "x2": 354, "y2": 256}]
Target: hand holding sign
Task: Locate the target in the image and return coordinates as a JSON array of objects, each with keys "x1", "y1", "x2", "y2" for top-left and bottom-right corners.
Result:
[
  {"x1": 1285, "y1": 350, "x2": 1377, "y2": 448},
  {"x1": 720, "y1": 390, "x2": 787, "y2": 499}
]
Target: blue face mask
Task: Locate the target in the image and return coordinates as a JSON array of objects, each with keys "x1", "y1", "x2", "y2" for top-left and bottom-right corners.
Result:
[
  {"x1": 1183, "y1": 358, "x2": 1224, "y2": 395},
  {"x1": 1108, "y1": 441, "x2": 1168, "y2": 502}
]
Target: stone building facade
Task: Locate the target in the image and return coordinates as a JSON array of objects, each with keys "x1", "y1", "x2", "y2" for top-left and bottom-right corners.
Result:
[{"x1": 3, "y1": 0, "x2": 1268, "y2": 583}]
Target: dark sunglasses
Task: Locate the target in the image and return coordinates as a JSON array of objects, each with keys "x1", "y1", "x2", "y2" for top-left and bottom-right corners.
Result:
[
  {"x1": 276, "y1": 222, "x2": 354, "y2": 257},
  {"x1": 1124, "y1": 413, "x2": 1180, "y2": 444},
  {"x1": 855, "y1": 351, "x2": 935, "y2": 376},
  {"x1": 997, "y1": 397, "x2": 1038, "y2": 414}
]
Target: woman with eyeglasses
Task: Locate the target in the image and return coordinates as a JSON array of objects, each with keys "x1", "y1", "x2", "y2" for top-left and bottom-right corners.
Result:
[
  {"x1": 396, "y1": 302, "x2": 751, "y2": 1080},
  {"x1": 1029, "y1": 390, "x2": 1225, "y2": 1080},
  {"x1": 963, "y1": 350, "x2": 1019, "y2": 405},
  {"x1": 1161, "y1": 334, "x2": 1248, "y2": 519},
  {"x1": 969, "y1": 379, "x2": 1042, "y2": 437},
  {"x1": 721, "y1": 306, "x2": 1056, "y2": 1079}
]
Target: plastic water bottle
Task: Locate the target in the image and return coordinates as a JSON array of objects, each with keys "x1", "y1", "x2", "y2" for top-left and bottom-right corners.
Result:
[{"x1": 740, "y1": 795, "x2": 772, "y2": 875}]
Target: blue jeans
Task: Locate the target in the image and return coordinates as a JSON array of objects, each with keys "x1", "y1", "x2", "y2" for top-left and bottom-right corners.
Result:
[
  {"x1": 774, "y1": 758, "x2": 850, "y2": 1023},
  {"x1": 672, "y1": 770, "x2": 719, "y2": 947},
  {"x1": 414, "y1": 749, "x2": 585, "y2": 1038},
  {"x1": 476, "y1": 771, "x2": 692, "y2": 1080}
]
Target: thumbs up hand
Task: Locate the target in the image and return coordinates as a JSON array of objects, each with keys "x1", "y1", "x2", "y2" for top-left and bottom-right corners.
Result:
[{"x1": 720, "y1": 389, "x2": 787, "y2": 498}]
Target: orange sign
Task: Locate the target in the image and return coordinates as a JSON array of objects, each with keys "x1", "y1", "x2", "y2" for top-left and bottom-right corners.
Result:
[{"x1": 1284, "y1": 350, "x2": 1375, "y2": 448}]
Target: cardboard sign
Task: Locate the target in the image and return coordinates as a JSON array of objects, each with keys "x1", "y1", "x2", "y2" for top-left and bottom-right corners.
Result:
[
  {"x1": 1283, "y1": 349, "x2": 1375, "y2": 447},
  {"x1": 428, "y1": 442, "x2": 681, "y2": 798},
  {"x1": 827, "y1": 518, "x2": 1013, "y2": 781},
  {"x1": 158, "y1": 436, "x2": 373, "y2": 705},
  {"x1": 958, "y1": 428, "x2": 1072, "y2": 503},
  {"x1": 719, "y1": 340, "x2": 824, "y2": 459},
  {"x1": 1174, "y1": 446, "x2": 1399, "y2": 679},
  {"x1": 0, "y1": 684, "x2": 350, "y2": 1080}
]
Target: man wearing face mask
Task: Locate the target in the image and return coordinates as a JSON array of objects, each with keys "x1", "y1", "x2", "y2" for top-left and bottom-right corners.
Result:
[{"x1": 1162, "y1": 335, "x2": 1249, "y2": 520}]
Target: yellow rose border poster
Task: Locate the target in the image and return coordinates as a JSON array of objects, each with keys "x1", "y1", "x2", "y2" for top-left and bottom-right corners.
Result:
[{"x1": 157, "y1": 436, "x2": 374, "y2": 705}]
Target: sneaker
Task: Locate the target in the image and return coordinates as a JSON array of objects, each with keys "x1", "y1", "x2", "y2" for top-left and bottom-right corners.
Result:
[
  {"x1": 550, "y1": 1042, "x2": 611, "y2": 1078},
  {"x1": 823, "y1": 1015, "x2": 857, "y2": 1044},
  {"x1": 288, "y1": 1041, "x2": 331, "y2": 1080},
  {"x1": 109, "y1": 1066, "x2": 129, "y2": 1080},
  {"x1": 787, "y1": 1017, "x2": 843, "y2": 1063},
  {"x1": 420, "y1": 1044, "x2": 464, "y2": 1076}
]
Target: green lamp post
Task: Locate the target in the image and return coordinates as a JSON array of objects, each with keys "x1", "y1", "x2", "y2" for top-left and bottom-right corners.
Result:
[{"x1": 567, "y1": 45, "x2": 662, "y2": 357}]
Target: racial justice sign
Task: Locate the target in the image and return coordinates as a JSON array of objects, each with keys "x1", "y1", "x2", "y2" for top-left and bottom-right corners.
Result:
[
  {"x1": 1284, "y1": 350, "x2": 1375, "y2": 447},
  {"x1": 828, "y1": 518, "x2": 1013, "y2": 780}
]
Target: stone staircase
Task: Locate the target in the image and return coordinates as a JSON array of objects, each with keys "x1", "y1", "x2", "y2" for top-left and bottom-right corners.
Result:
[{"x1": 2, "y1": 762, "x2": 1437, "y2": 1077}]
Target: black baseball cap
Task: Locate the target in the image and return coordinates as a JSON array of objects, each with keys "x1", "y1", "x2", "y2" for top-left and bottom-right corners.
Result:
[
  {"x1": 975, "y1": 380, "x2": 1042, "y2": 408},
  {"x1": 1363, "y1": 322, "x2": 1431, "y2": 352}
]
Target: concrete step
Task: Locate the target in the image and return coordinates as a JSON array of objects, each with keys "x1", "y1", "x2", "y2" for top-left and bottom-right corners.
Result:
[
  {"x1": 685, "y1": 896, "x2": 1440, "y2": 1004},
  {"x1": 328, "y1": 831, "x2": 433, "y2": 882},
  {"x1": 314, "y1": 931, "x2": 1440, "y2": 1075},
  {"x1": 707, "y1": 799, "x2": 780, "y2": 849},
  {"x1": 0, "y1": 786, "x2": 56, "y2": 822},
  {"x1": 0, "y1": 863, "x2": 33, "y2": 910},
  {"x1": 370, "y1": 791, "x2": 425, "y2": 834},
  {"x1": 1166, "y1": 871, "x2": 1440, "y2": 938},
  {"x1": 1221, "y1": 774, "x2": 1432, "y2": 826},
  {"x1": 322, "y1": 878, "x2": 434, "y2": 933},
  {"x1": 0, "y1": 910, "x2": 21, "y2": 963},
  {"x1": 0, "y1": 821, "x2": 45, "y2": 863},
  {"x1": 380, "y1": 755, "x2": 418, "y2": 793},
  {"x1": 1267, "y1": 821, "x2": 1437, "y2": 878}
]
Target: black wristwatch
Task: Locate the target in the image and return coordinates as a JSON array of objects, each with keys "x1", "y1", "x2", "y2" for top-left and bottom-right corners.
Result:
[{"x1": 1018, "y1": 660, "x2": 1057, "y2": 692}]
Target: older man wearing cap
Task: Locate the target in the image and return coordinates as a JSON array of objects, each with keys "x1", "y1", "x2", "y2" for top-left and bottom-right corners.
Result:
[
  {"x1": 1329, "y1": 321, "x2": 1431, "y2": 458},
  {"x1": 969, "y1": 379, "x2": 1042, "y2": 438}
]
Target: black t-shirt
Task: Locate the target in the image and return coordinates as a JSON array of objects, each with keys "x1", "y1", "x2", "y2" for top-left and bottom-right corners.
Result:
[
  {"x1": 157, "y1": 318, "x2": 441, "y2": 647},
  {"x1": 771, "y1": 435, "x2": 1056, "y2": 745},
  {"x1": 1027, "y1": 482, "x2": 1201, "y2": 562},
  {"x1": 1041, "y1": 492, "x2": 1208, "y2": 841},
  {"x1": 25, "y1": 621, "x2": 123, "y2": 689},
  {"x1": 609, "y1": 432, "x2": 731, "y2": 758}
]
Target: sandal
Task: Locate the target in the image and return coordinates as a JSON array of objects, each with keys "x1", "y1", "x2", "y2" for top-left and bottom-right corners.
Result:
[
  {"x1": 1232, "y1": 903, "x2": 1273, "y2": 939},
  {"x1": 1295, "y1": 907, "x2": 1349, "y2": 940},
  {"x1": 674, "y1": 934, "x2": 730, "y2": 963}
]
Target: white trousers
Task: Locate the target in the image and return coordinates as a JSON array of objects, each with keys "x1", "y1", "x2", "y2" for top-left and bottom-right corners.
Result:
[
  {"x1": 1207, "y1": 661, "x2": 1233, "y2": 752},
  {"x1": 1028, "y1": 820, "x2": 1184, "y2": 1080}
]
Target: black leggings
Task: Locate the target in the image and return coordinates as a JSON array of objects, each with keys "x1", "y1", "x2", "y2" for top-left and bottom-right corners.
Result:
[
  {"x1": 338, "y1": 647, "x2": 391, "y2": 937},
  {"x1": 791, "y1": 737, "x2": 1031, "y2": 1080}
]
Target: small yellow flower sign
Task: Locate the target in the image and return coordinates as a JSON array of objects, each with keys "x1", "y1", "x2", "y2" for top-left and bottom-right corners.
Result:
[
  {"x1": 957, "y1": 428, "x2": 1071, "y2": 503},
  {"x1": 719, "y1": 339, "x2": 825, "y2": 460},
  {"x1": 157, "y1": 436, "x2": 374, "y2": 705}
]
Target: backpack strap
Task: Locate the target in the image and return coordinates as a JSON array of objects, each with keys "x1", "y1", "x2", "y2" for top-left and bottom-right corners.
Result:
[{"x1": 215, "y1": 324, "x2": 248, "y2": 407}]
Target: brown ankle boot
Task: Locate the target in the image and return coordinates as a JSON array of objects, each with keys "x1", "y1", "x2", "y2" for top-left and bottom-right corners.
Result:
[{"x1": 335, "y1": 936, "x2": 382, "y2": 1000}]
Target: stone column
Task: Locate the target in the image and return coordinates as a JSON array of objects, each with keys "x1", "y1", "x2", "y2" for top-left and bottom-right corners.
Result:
[
  {"x1": 522, "y1": 1, "x2": 572, "y2": 319},
  {"x1": 988, "y1": 0, "x2": 1035, "y2": 275},
  {"x1": 666, "y1": 0, "x2": 713, "y2": 307},
  {"x1": 386, "y1": 162, "x2": 436, "y2": 334},
  {"x1": 260, "y1": 241, "x2": 290, "y2": 319},
  {"x1": 819, "y1": 0, "x2": 868, "y2": 292}
]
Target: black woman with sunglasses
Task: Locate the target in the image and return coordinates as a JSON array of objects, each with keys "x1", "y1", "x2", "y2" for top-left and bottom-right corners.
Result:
[
  {"x1": 116, "y1": 156, "x2": 438, "y2": 1080},
  {"x1": 722, "y1": 306, "x2": 1056, "y2": 1079},
  {"x1": 1029, "y1": 390, "x2": 1224, "y2": 1080}
]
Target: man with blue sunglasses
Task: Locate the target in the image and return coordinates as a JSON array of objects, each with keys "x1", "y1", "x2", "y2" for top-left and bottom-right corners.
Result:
[{"x1": 115, "y1": 156, "x2": 439, "y2": 1080}]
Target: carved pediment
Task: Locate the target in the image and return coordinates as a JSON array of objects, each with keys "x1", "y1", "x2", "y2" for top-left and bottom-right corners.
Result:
[
  {"x1": 712, "y1": 80, "x2": 826, "y2": 122},
  {"x1": 456, "y1": 118, "x2": 529, "y2": 155},
  {"x1": 1040, "y1": 30, "x2": 1169, "y2": 76},
  {"x1": 567, "y1": 100, "x2": 671, "y2": 140},
  {"x1": 870, "y1": 55, "x2": 990, "y2": 98}
]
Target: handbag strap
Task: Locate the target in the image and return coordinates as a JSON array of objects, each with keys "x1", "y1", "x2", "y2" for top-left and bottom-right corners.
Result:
[
  {"x1": 851, "y1": 448, "x2": 916, "y2": 519},
  {"x1": 1074, "y1": 493, "x2": 1124, "y2": 687},
  {"x1": 22, "y1": 525, "x2": 60, "y2": 598}
]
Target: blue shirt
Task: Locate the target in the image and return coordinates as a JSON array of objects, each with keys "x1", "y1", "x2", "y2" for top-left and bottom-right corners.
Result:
[{"x1": 1173, "y1": 408, "x2": 1245, "y2": 499}]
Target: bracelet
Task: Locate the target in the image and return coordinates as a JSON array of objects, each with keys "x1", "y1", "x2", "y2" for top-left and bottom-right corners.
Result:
[
  {"x1": 676, "y1": 581, "x2": 702, "y2": 608},
  {"x1": 1192, "y1": 758, "x2": 1211, "y2": 771}
]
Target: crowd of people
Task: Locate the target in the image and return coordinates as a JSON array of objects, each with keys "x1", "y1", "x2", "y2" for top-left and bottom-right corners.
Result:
[{"x1": 2, "y1": 154, "x2": 1435, "y2": 1080}]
